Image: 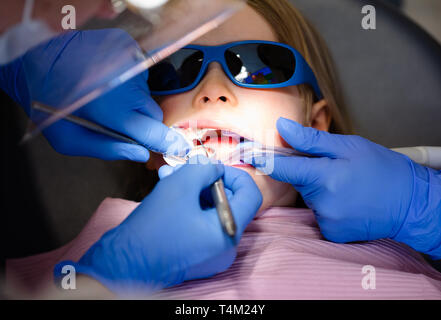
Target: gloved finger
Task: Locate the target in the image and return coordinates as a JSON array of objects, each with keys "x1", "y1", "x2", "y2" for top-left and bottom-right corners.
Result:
[
  {"x1": 277, "y1": 117, "x2": 349, "y2": 158},
  {"x1": 105, "y1": 142, "x2": 150, "y2": 162},
  {"x1": 199, "y1": 184, "x2": 234, "y2": 210},
  {"x1": 174, "y1": 155, "x2": 225, "y2": 193},
  {"x1": 158, "y1": 164, "x2": 183, "y2": 179},
  {"x1": 222, "y1": 166, "x2": 262, "y2": 236},
  {"x1": 106, "y1": 111, "x2": 191, "y2": 155},
  {"x1": 246, "y1": 154, "x2": 327, "y2": 187},
  {"x1": 134, "y1": 91, "x2": 164, "y2": 122},
  {"x1": 114, "y1": 72, "x2": 163, "y2": 122},
  {"x1": 44, "y1": 120, "x2": 150, "y2": 162}
]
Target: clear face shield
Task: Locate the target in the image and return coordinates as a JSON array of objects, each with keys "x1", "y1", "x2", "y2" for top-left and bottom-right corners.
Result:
[{"x1": 17, "y1": 0, "x2": 245, "y2": 143}]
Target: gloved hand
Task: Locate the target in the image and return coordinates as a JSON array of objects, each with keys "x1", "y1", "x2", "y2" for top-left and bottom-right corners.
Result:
[
  {"x1": 248, "y1": 117, "x2": 441, "y2": 259},
  {"x1": 0, "y1": 29, "x2": 189, "y2": 161},
  {"x1": 158, "y1": 162, "x2": 235, "y2": 209},
  {"x1": 55, "y1": 156, "x2": 262, "y2": 296}
]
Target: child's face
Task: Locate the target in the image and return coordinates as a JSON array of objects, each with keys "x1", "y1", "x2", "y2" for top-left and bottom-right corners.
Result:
[{"x1": 152, "y1": 6, "x2": 317, "y2": 210}]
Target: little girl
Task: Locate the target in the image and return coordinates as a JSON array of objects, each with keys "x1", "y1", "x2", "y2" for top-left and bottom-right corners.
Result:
[{"x1": 147, "y1": 0, "x2": 352, "y2": 213}]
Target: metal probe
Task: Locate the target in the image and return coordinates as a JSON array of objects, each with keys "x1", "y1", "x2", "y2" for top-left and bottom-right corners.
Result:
[
  {"x1": 30, "y1": 102, "x2": 185, "y2": 157},
  {"x1": 198, "y1": 138, "x2": 237, "y2": 237},
  {"x1": 32, "y1": 102, "x2": 141, "y2": 145}
]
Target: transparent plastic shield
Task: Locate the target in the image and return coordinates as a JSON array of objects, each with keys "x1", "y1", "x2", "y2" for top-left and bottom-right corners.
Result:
[{"x1": 21, "y1": 0, "x2": 245, "y2": 142}]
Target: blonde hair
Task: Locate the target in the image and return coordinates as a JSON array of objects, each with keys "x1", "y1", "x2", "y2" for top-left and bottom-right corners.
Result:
[{"x1": 247, "y1": 0, "x2": 353, "y2": 134}]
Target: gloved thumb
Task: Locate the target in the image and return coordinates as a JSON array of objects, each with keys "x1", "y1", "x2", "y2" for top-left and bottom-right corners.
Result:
[
  {"x1": 172, "y1": 156, "x2": 225, "y2": 193},
  {"x1": 277, "y1": 117, "x2": 345, "y2": 158},
  {"x1": 251, "y1": 154, "x2": 327, "y2": 188}
]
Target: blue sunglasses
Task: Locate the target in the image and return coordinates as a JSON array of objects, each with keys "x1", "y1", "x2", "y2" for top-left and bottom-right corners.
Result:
[{"x1": 148, "y1": 40, "x2": 323, "y2": 100}]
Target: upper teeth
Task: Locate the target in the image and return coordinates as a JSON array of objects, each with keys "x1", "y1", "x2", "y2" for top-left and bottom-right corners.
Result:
[
  {"x1": 171, "y1": 127, "x2": 247, "y2": 145},
  {"x1": 172, "y1": 127, "x2": 215, "y2": 145}
]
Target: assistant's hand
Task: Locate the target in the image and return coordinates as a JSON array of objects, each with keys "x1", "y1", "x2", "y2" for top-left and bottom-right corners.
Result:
[
  {"x1": 249, "y1": 117, "x2": 441, "y2": 259},
  {"x1": 0, "y1": 29, "x2": 189, "y2": 161},
  {"x1": 55, "y1": 156, "x2": 262, "y2": 296}
]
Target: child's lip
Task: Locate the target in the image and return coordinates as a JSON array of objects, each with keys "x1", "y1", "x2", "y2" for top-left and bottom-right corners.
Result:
[{"x1": 231, "y1": 163, "x2": 253, "y2": 168}]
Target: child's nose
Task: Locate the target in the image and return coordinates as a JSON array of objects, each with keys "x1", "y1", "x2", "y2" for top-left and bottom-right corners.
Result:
[{"x1": 192, "y1": 62, "x2": 238, "y2": 108}]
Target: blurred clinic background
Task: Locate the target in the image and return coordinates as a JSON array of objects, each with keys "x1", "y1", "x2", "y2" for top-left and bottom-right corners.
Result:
[{"x1": 400, "y1": 0, "x2": 441, "y2": 43}]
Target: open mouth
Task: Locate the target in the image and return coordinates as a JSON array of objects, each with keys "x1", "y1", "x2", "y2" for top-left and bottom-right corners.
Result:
[{"x1": 163, "y1": 123, "x2": 254, "y2": 167}]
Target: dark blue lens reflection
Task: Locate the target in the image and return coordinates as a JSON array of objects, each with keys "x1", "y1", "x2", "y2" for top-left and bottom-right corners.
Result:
[
  {"x1": 148, "y1": 49, "x2": 203, "y2": 92},
  {"x1": 225, "y1": 43, "x2": 296, "y2": 85}
]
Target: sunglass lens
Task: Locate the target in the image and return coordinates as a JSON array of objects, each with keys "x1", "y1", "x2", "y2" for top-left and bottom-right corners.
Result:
[
  {"x1": 148, "y1": 49, "x2": 203, "y2": 92},
  {"x1": 225, "y1": 43, "x2": 296, "y2": 85}
]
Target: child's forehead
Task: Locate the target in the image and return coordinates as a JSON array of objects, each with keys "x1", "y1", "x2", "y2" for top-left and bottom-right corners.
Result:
[{"x1": 192, "y1": 5, "x2": 278, "y2": 46}]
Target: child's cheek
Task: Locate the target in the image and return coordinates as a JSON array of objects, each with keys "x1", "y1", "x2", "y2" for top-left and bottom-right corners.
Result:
[{"x1": 161, "y1": 99, "x2": 191, "y2": 127}]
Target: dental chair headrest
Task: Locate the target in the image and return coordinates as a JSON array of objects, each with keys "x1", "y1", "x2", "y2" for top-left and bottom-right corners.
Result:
[{"x1": 291, "y1": 0, "x2": 441, "y2": 147}]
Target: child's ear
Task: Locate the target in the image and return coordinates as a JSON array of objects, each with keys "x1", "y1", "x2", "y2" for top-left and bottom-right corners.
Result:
[{"x1": 309, "y1": 99, "x2": 331, "y2": 132}]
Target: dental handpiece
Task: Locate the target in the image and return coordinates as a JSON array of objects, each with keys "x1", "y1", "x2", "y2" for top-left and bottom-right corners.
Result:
[{"x1": 198, "y1": 138, "x2": 237, "y2": 238}]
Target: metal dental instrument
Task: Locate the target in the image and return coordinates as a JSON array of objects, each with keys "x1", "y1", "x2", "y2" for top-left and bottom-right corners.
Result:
[
  {"x1": 222, "y1": 142, "x2": 312, "y2": 165},
  {"x1": 31, "y1": 102, "x2": 188, "y2": 157},
  {"x1": 198, "y1": 137, "x2": 237, "y2": 238},
  {"x1": 32, "y1": 102, "x2": 141, "y2": 144},
  {"x1": 226, "y1": 141, "x2": 441, "y2": 170}
]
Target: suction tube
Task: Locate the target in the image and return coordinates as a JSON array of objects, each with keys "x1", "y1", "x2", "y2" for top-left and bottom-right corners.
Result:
[{"x1": 393, "y1": 147, "x2": 441, "y2": 170}]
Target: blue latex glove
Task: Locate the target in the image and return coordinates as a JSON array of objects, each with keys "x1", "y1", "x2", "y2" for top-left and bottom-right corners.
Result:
[
  {"x1": 0, "y1": 29, "x2": 189, "y2": 161},
  {"x1": 248, "y1": 117, "x2": 441, "y2": 260},
  {"x1": 158, "y1": 163, "x2": 236, "y2": 209},
  {"x1": 54, "y1": 156, "x2": 262, "y2": 296}
]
